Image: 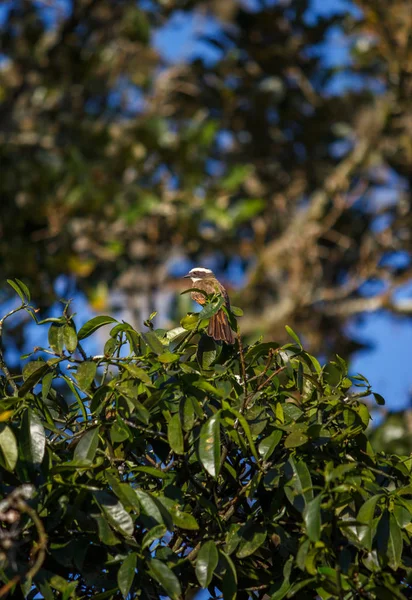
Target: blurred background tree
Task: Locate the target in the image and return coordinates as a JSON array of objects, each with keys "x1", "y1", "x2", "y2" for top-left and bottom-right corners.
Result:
[{"x1": 1, "y1": 0, "x2": 412, "y2": 409}]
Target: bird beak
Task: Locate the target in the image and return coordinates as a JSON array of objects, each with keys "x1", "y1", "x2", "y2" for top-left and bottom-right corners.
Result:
[{"x1": 183, "y1": 274, "x2": 191, "y2": 279}]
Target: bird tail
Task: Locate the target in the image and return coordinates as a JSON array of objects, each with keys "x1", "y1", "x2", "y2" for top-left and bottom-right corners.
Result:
[{"x1": 208, "y1": 309, "x2": 235, "y2": 344}]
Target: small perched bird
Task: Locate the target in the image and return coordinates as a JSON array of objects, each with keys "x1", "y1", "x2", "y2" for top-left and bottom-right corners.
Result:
[{"x1": 184, "y1": 267, "x2": 235, "y2": 344}]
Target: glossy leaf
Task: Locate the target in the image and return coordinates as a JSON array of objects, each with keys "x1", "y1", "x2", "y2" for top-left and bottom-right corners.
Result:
[
  {"x1": 357, "y1": 494, "x2": 382, "y2": 550},
  {"x1": 198, "y1": 412, "x2": 221, "y2": 477},
  {"x1": 258, "y1": 429, "x2": 282, "y2": 460},
  {"x1": 22, "y1": 408, "x2": 46, "y2": 466},
  {"x1": 74, "y1": 427, "x2": 100, "y2": 463},
  {"x1": 93, "y1": 491, "x2": 134, "y2": 537},
  {"x1": 195, "y1": 540, "x2": 219, "y2": 588},
  {"x1": 303, "y1": 494, "x2": 322, "y2": 542},
  {"x1": 135, "y1": 489, "x2": 168, "y2": 526},
  {"x1": 149, "y1": 559, "x2": 182, "y2": 600}
]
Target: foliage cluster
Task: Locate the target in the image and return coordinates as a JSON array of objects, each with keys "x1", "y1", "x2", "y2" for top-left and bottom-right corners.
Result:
[
  {"x1": 0, "y1": 281, "x2": 411, "y2": 599},
  {"x1": 1, "y1": 1, "x2": 412, "y2": 356}
]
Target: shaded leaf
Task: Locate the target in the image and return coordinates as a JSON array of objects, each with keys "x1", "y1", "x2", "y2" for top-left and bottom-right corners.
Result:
[
  {"x1": 198, "y1": 412, "x2": 221, "y2": 477},
  {"x1": 236, "y1": 525, "x2": 267, "y2": 558},
  {"x1": 118, "y1": 553, "x2": 137, "y2": 599},
  {"x1": 168, "y1": 414, "x2": 184, "y2": 454},
  {"x1": 220, "y1": 550, "x2": 237, "y2": 600}
]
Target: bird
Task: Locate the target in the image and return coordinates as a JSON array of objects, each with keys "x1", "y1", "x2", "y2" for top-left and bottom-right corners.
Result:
[{"x1": 184, "y1": 267, "x2": 235, "y2": 344}]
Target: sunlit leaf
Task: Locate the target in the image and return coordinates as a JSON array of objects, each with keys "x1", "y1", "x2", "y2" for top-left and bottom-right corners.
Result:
[
  {"x1": 0, "y1": 424, "x2": 18, "y2": 471},
  {"x1": 78, "y1": 316, "x2": 117, "y2": 340},
  {"x1": 148, "y1": 559, "x2": 182, "y2": 600}
]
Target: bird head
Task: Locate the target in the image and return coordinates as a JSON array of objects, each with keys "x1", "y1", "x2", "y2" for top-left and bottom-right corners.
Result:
[{"x1": 183, "y1": 267, "x2": 215, "y2": 283}]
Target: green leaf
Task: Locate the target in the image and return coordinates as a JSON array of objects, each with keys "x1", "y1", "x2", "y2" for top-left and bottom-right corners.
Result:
[
  {"x1": 304, "y1": 494, "x2": 322, "y2": 542},
  {"x1": 198, "y1": 412, "x2": 221, "y2": 477},
  {"x1": 135, "y1": 489, "x2": 167, "y2": 526},
  {"x1": 63, "y1": 323, "x2": 78, "y2": 353},
  {"x1": 141, "y1": 331, "x2": 164, "y2": 355},
  {"x1": 196, "y1": 540, "x2": 219, "y2": 588},
  {"x1": 197, "y1": 335, "x2": 218, "y2": 369},
  {"x1": 117, "y1": 553, "x2": 137, "y2": 599},
  {"x1": 180, "y1": 313, "x2": 199, "y2": 331},
  {"x1": 7, "y1": 279, "x2": 25, "y2": 302},
  {"x1": 284, "y1": 429, "x2": 309, "y2": 448},
  {"x1": 15, "y1": 278, "x2": 31, "y2": 301},
  {"x1": 223, "y1": 405, "x2": 260, "y2": 463},
  {"x1": 93, "y1": 491, "x2": 134, "y2": 537},
  {"x1": 230, "y1": 306, "x2": 243, "y2": 317},
  {"x1": 22, "y1": 408, "x2": 45, "y2": 466},
  {"x1": 78, "y1": 316, "x2": 118, "y2": 340},
  {"x1": 74, "y1": 427, "x2": 100, "y2": 463},
  {"x1": 171, "y1": 509, "x2": 199, "y2": 531},
  {"x1": 167, "y1": 413, "x2": 184, "y2": 454},
  {"x1": 236, "y1": 525, "x2": 267, "y2": 558},
  {"x1": 198, "y1": 295, "x2": 225, "y2": 320},
  {"x1": 93, "y1": 514, "x2": 119, "y2": 546},
  {"x1": 148, "y1": 559, "x2": 182, "y2": 600},
  {"x1": 48, "y1": 324, "x2": 64, "y2": 354},
  {"x1": 75, "y1": 361, "x2": 97, "y2": 390},
  {"x1": 0, "y1": 424, "x2": 18, "y2": 471},
  {"x1": 123, "y1": 364, "x2": 152, "y2": 385},
  {"x1": 142, "y1": 524, "x2": 167, "y2": 550},
  {"x1": 373, "y1": 392, "x2": 385, "y2": 406},
  {"x1": 258, "y1": 430, "x2": 282, "y2": 460},
  {"x1": 158, "y1": 352, "x2": 180, "y2": 364},
  {"x1": 284, "y1": 456, "x2": 313, "y2": 512},
  {"x1": 220, "y1": 551, "x2": 237, "y2": 600},
  {"x1": 270, "y1": 556, "x2": 293, "y2": 600},
  {"x1": 19, "y1": 362, "x2": 50, "y2": 397},
  {"x1": 388, "y1": 514, "x2": 402, "y2": 571},
  {"x1": 357, "y1": 494, "x2": 382, "y2": 550},
  {"x1": 285, "y1": 325, "x2": 302, "y2": 348},
  {"x1": 42, "y1": 371, "x2": 53, "y2": 402},
  {"x1": 110, "y1": 421, "x2": 130, "y2": 443}
]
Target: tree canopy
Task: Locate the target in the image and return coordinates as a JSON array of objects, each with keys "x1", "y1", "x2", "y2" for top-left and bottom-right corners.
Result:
[
  {"x1": 1, "y1": 0, "x2": 412, "y2": 357},
  {"x1": 0, "y1": 282, "x2": 411, "y2": 599}
]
